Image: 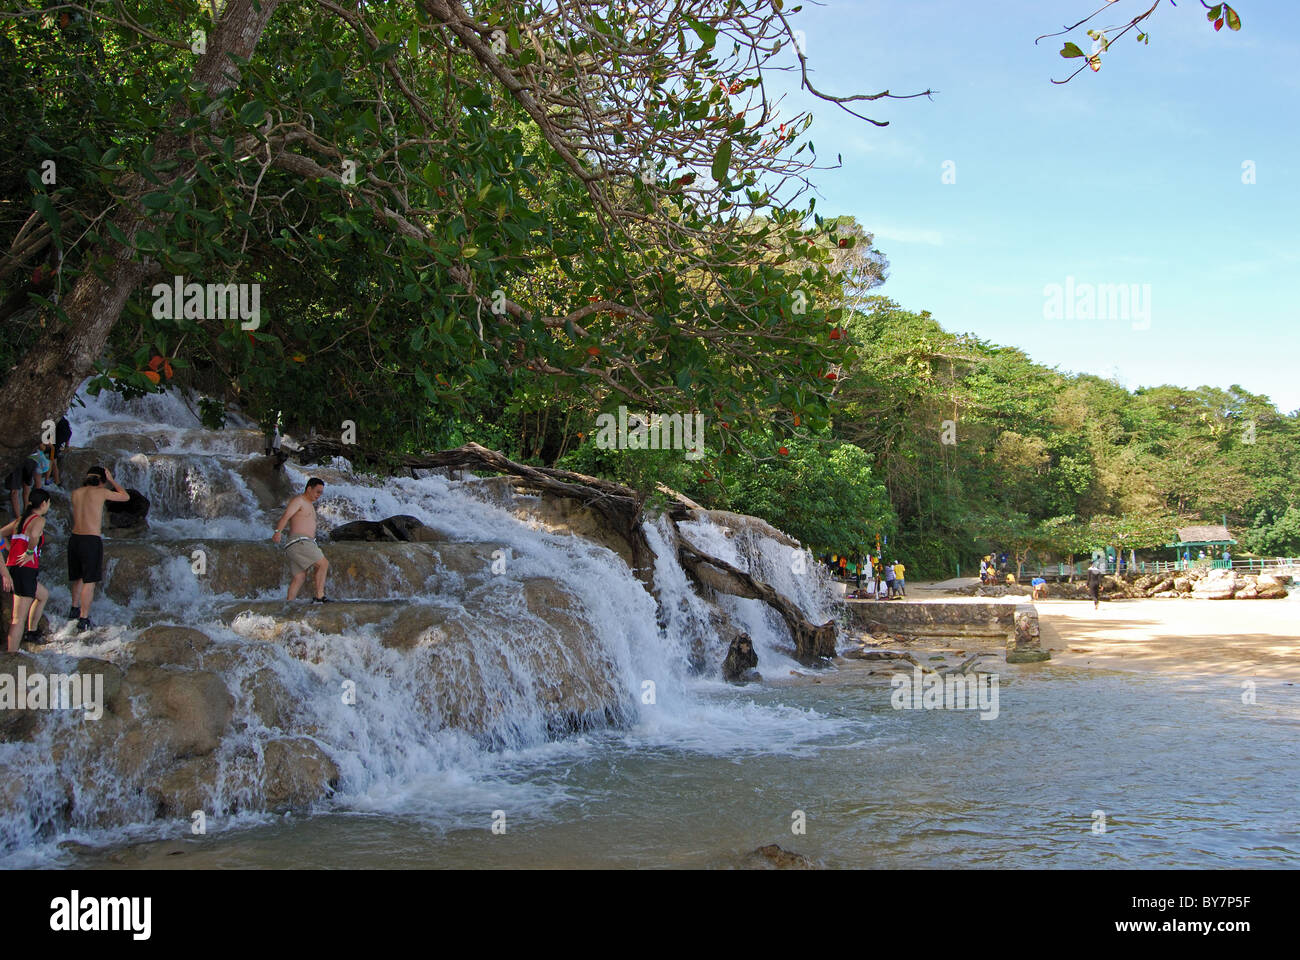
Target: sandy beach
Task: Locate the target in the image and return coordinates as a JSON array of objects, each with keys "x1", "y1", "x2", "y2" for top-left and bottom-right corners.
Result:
[
  {"x1": 894, "y1": 579, "x2": 1300, "y2": 682},
  {"x1": 1038, "y1": 596, "x2": 1300, "y2": 682}
]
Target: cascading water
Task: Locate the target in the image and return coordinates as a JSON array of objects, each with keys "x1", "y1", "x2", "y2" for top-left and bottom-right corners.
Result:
[{"x1": 0, "y1": 387, "x2": 841, "y2": 864}]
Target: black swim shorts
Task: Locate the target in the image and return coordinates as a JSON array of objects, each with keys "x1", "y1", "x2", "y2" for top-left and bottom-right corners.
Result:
[
  {"x1": 68, "y1": 534, "x2": 105, "y2": 584},
  {"x1": 7, "y1": 565, "x2": 38, "y2": 598},
  {"x1": 5, "y1": 460, "x2": 35, "y2": 491}
]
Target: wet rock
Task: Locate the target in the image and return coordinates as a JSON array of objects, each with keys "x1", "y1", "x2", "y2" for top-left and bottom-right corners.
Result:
[
  {"x1": 329, "y1": 515, "x2": 442, "y2": 543},
  {"x1": 151, "y1": 755, "x2": 223, "y2": 817},
  {"x1": 129, "y1": 625, "x2": 214, "y2": 668},
  {"x1": 1006, "y1": 604, "x2": 1050, "y2": 663},
  {"x1": 262, "y1": 738, "x2": 339, "y2": 811},
  {"x1": 105, "y1": 487, "x2": 150, "y2": 536},
  {"x1": 750, "y1": 844, "x2": 817, "y2": 869},
  {"x1": 73, "y1": 657, "x2": 126, "y2": 716},
  {"x1": 105, "y1": 540, "x2": 497, "y2": 604},
  {"x1": 0, "y1": 651, "x2": 42, "y2": 742},
  {"x1": 722, "y1": 634, "x2": 759, "y2": 683},
  {"x1": 145, "y1": 670, "x2": 235, "y2": 758}
]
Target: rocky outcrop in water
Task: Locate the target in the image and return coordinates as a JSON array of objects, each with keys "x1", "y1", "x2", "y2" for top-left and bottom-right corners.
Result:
[
  {"x1": 328, "y1": 515, "x2": 442, "y2": 543},
  {"x1": 722, "y1": 634, "x2": 760, "y2": 683}
]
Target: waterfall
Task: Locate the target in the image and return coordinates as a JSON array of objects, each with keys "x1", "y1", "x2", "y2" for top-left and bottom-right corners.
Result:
[{"x1": 0, "y1": 387, "x2": 839, "y2": 863}]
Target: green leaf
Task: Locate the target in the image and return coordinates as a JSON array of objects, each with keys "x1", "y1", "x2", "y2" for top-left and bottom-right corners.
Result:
[
  {"x1": 682, "y1": 15, "x2": 717, "y2": 49},
  {"x1": 1207, "y1": 4, "x2": 1223, "y2": 22},
  {"x1": 238, "y1": 99, "x2": 266, "y2": 125},
  {"x1": 1060, "y1": 42, "x2": 1084, "y2": 59},
  {"x1": 1225, "y1": 6, "x2": 1241, "y2": 30},
  {"x1": 711, "y1": 139, "x2": 732, "y2": 183}
]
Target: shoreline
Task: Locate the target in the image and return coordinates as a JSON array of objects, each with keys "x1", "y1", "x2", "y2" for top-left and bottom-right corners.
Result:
[{"x1": 858, "y1": 584, "x2": 1300, "y2": 684}]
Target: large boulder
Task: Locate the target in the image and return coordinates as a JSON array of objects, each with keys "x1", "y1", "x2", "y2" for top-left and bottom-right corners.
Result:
[
  {"x1": 261, "y1": 738, "x2": 339, "y2": 811},
  {"x1": 1192, "y1": 571, "x2": 1236, "y2": 599},
  {"x1": 105, "y1": 487, "x2": 150, "y2": 536},
  {"x1": 129, "y1": 625, "x2": 214, "y2": 668},
  {"x1": 721, "y1": 634, "x2": 760, "y2": 683},
  {"x1": 125, "y1": 667, "x2": 234, "y2": 759},
  {"x1": 1255, "y1": 574, "x2": 1289, "y2": 599},
  {"x1": 328, "y1": 515, "x2": 443, "y2": 543},
  {"x1": 0, "y1": 651, "x2": 43, "y2": 742}
]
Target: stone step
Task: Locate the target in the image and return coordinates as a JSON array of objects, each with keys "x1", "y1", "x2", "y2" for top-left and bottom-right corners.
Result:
[{"x1": 97, "y1": 539, "x2": 505, "y2": 604}]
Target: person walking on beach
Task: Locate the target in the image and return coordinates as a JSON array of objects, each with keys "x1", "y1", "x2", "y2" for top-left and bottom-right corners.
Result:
[
  {"x1": 1086, "y1": 561, "x2": 1103, "y2": 610},
  {"x1": 883, "y1": 558, "x2": 897, "y2": 598},
  {"x1": 272, "y1": 478, "x2": 331, "y2": 602},
  {"x1": 68, "y1": 466, "x2": 131, "y2": 632},
  {"x1": 5, "y1": 489, "x2": 52, "y2": 651},
  {"x1": 893, "y1": 560, "x2": 906, "y2": 597}
]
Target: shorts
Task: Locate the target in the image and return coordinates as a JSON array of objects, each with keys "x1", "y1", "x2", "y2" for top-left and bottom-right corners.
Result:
[
  {"x1": 68, "y1": 534, "x2": 104, "y2": 584},
  {"x1": 7, "y1": 565, "x2": 38, "y2": 598},
  {"x1": 285, "y1": 538, "x2": 325, "y2": 574},
  {"x1": 5, "y1": 460, "x2": 35, "y2": 491}
]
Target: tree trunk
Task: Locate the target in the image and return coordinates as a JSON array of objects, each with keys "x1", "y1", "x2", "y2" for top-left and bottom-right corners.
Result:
[
  {"x1": 0, "y1": 0, "x2": 282, "y2": 475},
  {"x1": 675, "y1": 535, "x2": 838, "y2": 665}
]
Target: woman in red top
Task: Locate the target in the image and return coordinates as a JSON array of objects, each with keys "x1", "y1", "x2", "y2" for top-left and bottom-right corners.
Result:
[{"x1": 6, "y1": 489, "x2": 51, "y2": 651}]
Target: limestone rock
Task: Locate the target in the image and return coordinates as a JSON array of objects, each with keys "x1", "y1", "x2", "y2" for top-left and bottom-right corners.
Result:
[
  {"x1": 722, "y1": 634, "x2": 759, "y2": 683},
  {"x1": 129, "y1": 625, "x2": 214, "y2": 668},
  {"x1": 750, "y1": 844, "x2": 817, "y2": 869},
  {"x1": 73, "y1": 657, "x2": 126, "y2": 716},
  {"x1": 1255, "y1": 574, "x2": 1288, "y2": 599},
  {"x1": 329, "y1": 515, "x2": 441, "y2": 543},
  {"x1": 0, "y1": 652, "x2": 42, "y2": 742},
  {"x1": 149, "y1": 670, "x2": 235, "y2": 758},
  {"x1": 1192, "y1": 572, "x2": 1236, "y2": 599},
  {"x1": 262, "y1": 738, "x2": 339, "y2": 811},
  {"x1": 105, "y1": 487, "x2": 150, "y2": 536}
]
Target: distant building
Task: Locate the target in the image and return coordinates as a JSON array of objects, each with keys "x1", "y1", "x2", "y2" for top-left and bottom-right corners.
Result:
[{"x1": 1168, "y1": 525, "x2": 1236, "y2": 554}]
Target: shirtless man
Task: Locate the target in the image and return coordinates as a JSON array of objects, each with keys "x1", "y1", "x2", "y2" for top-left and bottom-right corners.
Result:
[
  {"x1": 272, "y1": 478, "x2": 331, "y2": 602},
  {"x1": 68, "y1": 465, "x2": 130, "y2": 631}
]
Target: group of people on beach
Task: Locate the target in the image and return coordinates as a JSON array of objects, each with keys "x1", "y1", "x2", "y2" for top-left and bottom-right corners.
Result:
[{"x1": 826, "y1": 553, "x2": 906, "y2": 599}]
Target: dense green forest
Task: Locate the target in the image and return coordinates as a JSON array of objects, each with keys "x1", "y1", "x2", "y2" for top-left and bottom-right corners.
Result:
[{"x1": 4, "y1": 1, "x2": 1288, "y2": 578}]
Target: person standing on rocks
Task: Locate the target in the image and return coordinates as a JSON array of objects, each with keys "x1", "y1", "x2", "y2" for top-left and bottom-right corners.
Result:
[
  {"x1": 272, "y1": 478, "x2": 331, "y2": 602},
  {"x1": 68, "y1": 466, "x2": 131, "y2": 632},
  {"x1": 1086, "y1": 561, "x2": 1103, "y2": 610},
  {"x1": 5, "y1": 489, "x2": 52, "y2": 651}
]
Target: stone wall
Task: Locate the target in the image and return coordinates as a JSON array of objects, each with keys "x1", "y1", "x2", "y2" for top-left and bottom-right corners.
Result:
[{"x1": 844, "y1": 599, "x2": 1048, "y2": 662}]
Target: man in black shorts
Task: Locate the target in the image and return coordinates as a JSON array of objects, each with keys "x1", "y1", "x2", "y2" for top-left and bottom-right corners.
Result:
[{"x1": 68, "y1": 465, "x2": 130, "y2": 631}]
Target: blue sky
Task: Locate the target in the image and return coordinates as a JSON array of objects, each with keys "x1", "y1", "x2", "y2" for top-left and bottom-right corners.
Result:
[{"x1": 766, "y1": 0, "x2": 1299, "y2": 412}]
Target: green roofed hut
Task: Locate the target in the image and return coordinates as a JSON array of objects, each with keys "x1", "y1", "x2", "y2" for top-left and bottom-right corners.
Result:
[{"x1": 1167, "y1": 523, "x2": 1237, "y2": 569}]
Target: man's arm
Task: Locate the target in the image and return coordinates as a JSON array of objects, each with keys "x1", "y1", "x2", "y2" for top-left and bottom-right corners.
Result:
[
  {"x1": 272, "y1": 497, "x2": 302, "y2": 543},
  {"x1": 103, "y1": 468, "x2": 131, "y2": 502}
]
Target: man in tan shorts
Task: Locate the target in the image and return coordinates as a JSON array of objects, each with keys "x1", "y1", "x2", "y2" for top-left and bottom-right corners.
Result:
[{"x1": 272, "y1": 478, "x2": 331, "y2": 602}]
